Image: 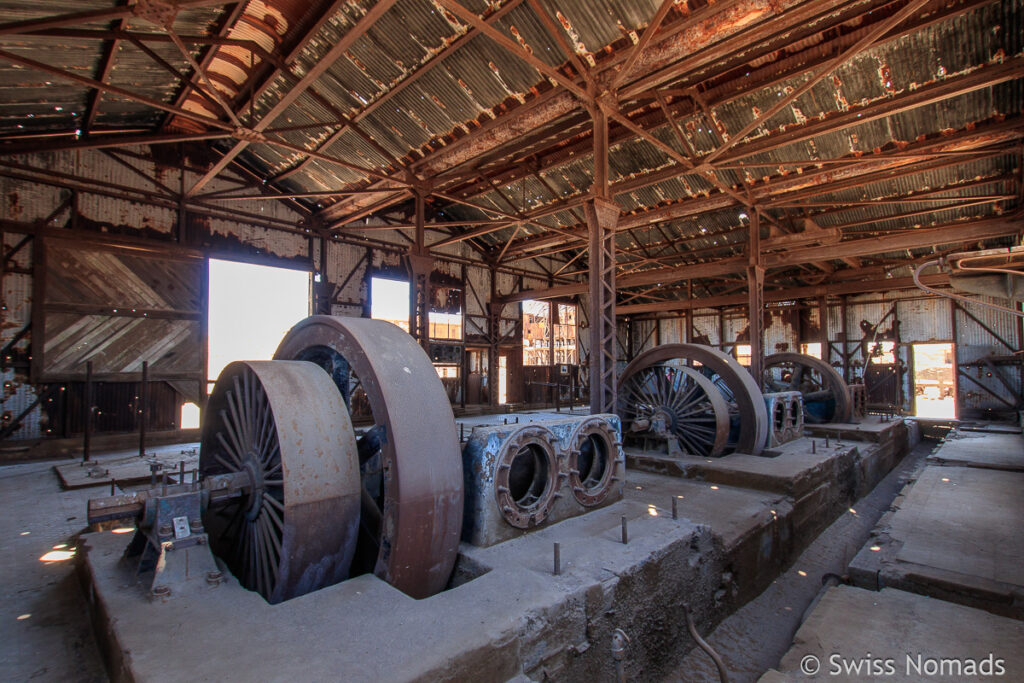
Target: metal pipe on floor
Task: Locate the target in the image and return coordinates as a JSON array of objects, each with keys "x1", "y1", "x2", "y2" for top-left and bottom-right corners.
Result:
[
  {"x1": 682, "y1": 603, "x2": 730, "y2": 683},
  {"x1": 799, "y1": 573, "x2": 845, "y2": 626},
  {"x1": 611, "y1": 628, "x2": 630, "y2": 683}
]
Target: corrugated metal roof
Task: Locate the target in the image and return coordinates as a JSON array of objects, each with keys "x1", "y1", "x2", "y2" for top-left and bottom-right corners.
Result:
[{"x1": 0, "y1": 0, "x2": 1020, "y2": 295}]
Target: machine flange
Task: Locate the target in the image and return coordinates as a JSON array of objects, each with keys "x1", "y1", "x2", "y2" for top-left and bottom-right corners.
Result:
[
  {"x1": 494, "y1": 424, "x2": 562, "y2": 528},
  {"x1": 275, "y1": 316, "x2": 463, "y2": 600},
  {"x1": 566, "y1": 416, "x2": 623, "y2": 506}
]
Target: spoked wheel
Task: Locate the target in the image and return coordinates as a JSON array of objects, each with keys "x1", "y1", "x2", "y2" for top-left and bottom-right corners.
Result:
[
  {"x1": 619, "y1": 343, "x2": 768, "y2": 456},
  {"x1": 200, "y1": 360, "x2": 360, "y2": 604},
  {"x1": 618, "y1": 363, "x2": 729, "y2": 457},
  {"x1": 275, "y1": 316, "x2": 463, "y2": 599},
  {"x1": 763, "y1": 353, "x2": 851, "y2": 423}
]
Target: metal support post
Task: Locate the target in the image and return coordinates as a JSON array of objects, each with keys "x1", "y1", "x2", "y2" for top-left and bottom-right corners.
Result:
[
  {"x1": 139, "y1": 360, "x2": 148, "y2": 458},
  {"x1": 83, "y1": 360, "x2": 94, "y2": 462}
]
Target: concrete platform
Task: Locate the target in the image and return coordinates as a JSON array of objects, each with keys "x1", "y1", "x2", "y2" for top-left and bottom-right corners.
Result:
[
  {"x1": 80, "y1": 439, "x2": 909, "y2": 681},
  {"x1": 850, "y1": 433, "x2": 1024, "y2": 618},
  {"x1": 925, "y1": 431, "x2": 1024, "y2": 471},
  {"x1": 83, "y1": 490, "x2": 730, "y2": 682},
  {"x1": 54, "y1": 443, "x2": 200, "y2": 490},
  {"x1": 760, "y1": 585, "x2": 1024, "y2": 682},
  {"x1": 76, "y1": 413, "x2": 916, "y2": 681}
]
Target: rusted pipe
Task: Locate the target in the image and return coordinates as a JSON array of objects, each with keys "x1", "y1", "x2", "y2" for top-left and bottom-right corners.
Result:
[
  {"x1": 611, "y1": 628, "x2": 630, "y2": 683},
  {"x1": 682, "y1": 604, "x2": 730, "y2": 683}
]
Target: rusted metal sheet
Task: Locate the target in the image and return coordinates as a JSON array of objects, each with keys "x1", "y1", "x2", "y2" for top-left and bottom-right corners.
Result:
[
  {"x1": 897, "y1": 296, "x2": 953, "y2": 342},
  {"x1": 658, "y1": 316, "x2": 684, "y2": 344}
]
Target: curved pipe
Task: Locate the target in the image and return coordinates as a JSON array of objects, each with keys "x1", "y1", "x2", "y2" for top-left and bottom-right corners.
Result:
[
  {"x1": 914, "y1": 260, "x2": 1024, "y2": 318},
  {"x1": 682, "y1": 604, "x2": 730, "y2": 683}
]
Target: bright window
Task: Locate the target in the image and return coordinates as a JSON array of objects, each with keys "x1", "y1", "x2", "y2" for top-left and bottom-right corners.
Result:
[
  {"x1": 554, "y1": 304, "x2": 578, "y2": 364},
  {"x1": 371, "y1": 277, "x2": 410, "y2": 332},
  {"x1": 735, "y1": 344, "x2": 751, "y2": 366},
  {"x1": 800, "y1": 342, "x2": 822, "y2": 359},
  {"x1": 522, "y1": 300, "x2": 551, "y2": 366},
  {"x1": 208, "y1": 258, "x2": 310, "y2": 387}
]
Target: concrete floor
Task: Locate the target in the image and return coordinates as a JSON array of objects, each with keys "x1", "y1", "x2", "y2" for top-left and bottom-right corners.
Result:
[
  {"x1": 763, "y1": 428, "x2": 1024, "y2": 682},
  {"x1": 849, "y1": 428, "x2": 1024, "y2": 617},
  {"x1": 763, "y1": 585, "x2": 1024, "y2": 682},
  {"x1": 0, "y1": 459, "x2": 106, "y2": 681}
]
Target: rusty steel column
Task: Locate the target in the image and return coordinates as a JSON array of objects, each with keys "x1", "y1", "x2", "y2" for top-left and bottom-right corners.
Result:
[
  {"x1": 138, "y1": 360, "x2": 148, "y2": 458},
  {"x1": 407, "y1": 188, "x2": 432, "y2": 351},
  {"x1": 818, "y1": 296, "x2": 830, "y2": 363},
  {"x1": 841, "y1": 295, "x2": 850, "y2": 381},
  {"x1": 585, "y1": 196, "x2": 619, "y2": 414},
  {"x1": 747, "y1": 210, "x2": 765, "y2": 381},
  {"x1": 586, "y1": 102, "x2": 619, "y2": 414},
  {"x1": 487, "y1": 262, "x2": 502, "y2": 408}
]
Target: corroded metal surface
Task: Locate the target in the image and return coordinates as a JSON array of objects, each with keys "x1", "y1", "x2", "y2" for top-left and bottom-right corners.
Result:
[
  {"x1": 200, "y1": 360, "x2": 360, "y2": 604},
  {"x1": 275, "y1": 315, "x2": 463, "y2": 600},
  {"x1": 618, "y1": 361, "x2": 731, "y2": 458},
  {"x1": 764, "y1": 352, "x2": 852, "y2": 424},
  {"x1": 619, "y1": 343, "x2": 768, "y2": 456},
  {"x1": 565, "y1": 415, "x2": 622, "y2": 507},
  {"x1": 494, "y1": 424, "x2": 560, "y2": 529}
]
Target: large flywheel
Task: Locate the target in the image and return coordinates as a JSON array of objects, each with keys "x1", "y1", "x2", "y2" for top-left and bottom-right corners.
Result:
[
  {"x1": 764, "y1": 353, "x2": 851, "y2": 423},
  {"x1": 275, "y1": 316, "x2": 463, "y2": 600},
  {"x1": 200, "y1": 360, "x2": 361, "y2": 604},
  {"x1": 619, "y1": 344, "x2": 769, "y2": 456}
]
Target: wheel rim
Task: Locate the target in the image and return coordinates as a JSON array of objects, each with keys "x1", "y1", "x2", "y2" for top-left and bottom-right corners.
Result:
[
  {"x1": 200, "y1": 360, "x2": 361, "y2": 604},
  {"x1": 275, "y1": 316, "x2": 463, "y2": 599},
  {"x1": 618, "y1": 363, "x2": 730, "y2": 457},
  {"x1": 763, "y1": 353, "x2": 851, "y2": 423},
  {"x1": 619, "y1": 343, "x2": 768, "y2": 455}
]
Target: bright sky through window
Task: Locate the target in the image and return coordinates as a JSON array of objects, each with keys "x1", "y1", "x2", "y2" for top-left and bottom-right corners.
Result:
[{"x1": 207, "y1": 258, "x2": 310, "y2": 383}]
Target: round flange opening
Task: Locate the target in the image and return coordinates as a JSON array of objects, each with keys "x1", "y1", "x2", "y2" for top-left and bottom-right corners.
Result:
[
  {"x1": 508, "y1": 444, "x2": 550, "y2": 507},
  {"x1": 772, "y1": 400, "x2": 786, "y2": 432},
  {"x1": 577, "y1": 434, "x2": 609, "y2": 490},
  {"x1": 568, "y1": 419, "x2": 619, "y2": 507},
  {"x1": 495, "y1": 427, "x2": 560, "y2": 529}
]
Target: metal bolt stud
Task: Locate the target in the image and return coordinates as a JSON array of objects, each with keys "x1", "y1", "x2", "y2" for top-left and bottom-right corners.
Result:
[
  {"x1": 553, "y1": 542, "x2": 561, "y2": 576},
  {"x1": 621, "y1": 516, "x2": 628, "y2": 544}
]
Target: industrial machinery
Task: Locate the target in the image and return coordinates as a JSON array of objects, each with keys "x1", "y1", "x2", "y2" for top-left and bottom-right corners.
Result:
[
  {"x1": 461, "y1": 413, "x2": 623, "y2": 547},
  {"x1": 274, "y1": 316, "x2": 463, "y2": 599},
  {"x1": 88, "y1": 360, "x2": 361, "y2": 603},
  {"x1": 763, "y1": 391, "x2": 805, "y2": 448},
  {"x1": 87, "y1": 316, "x2": 464, "y2": 603},
  {"x1": 617, "y1": 344, "x2": 769, "y2": 457},
  {"x1": 763, "y1": 353, "x2": 851, "y2": 424}
]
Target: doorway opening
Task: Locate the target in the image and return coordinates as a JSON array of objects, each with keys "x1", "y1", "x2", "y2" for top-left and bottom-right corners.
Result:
[
  {"x1": 913, "y1": 343, "x2": 956, "y2": 418},
  {"x1": 498, "y1": 354, "x2": 508, "y2": 405},
  {"x1": 206, "y1": 257, "x2": 311, "y2": 392}
]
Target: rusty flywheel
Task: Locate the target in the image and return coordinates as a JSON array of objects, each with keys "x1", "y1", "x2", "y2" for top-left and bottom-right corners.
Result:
[{"x1": 275, "y1": 316, "x2": 463, "y2": 600}]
